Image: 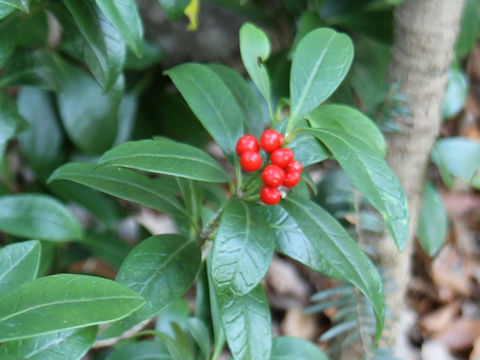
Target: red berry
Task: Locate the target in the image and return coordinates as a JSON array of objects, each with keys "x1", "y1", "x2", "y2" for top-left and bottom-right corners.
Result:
[
  {"x1": 260, "y1": 129, "x2": 283, "y2": 152},
  {"x1": 261, "y1": 164, "x2": 285, "y2": 187},
  {"x1": 236, "y1": 135, "x2": 259, "y2": 156},
  {"x1": 271, "y1": 148, "x2": 294, "y2": 168},
  {"x1": 260, "y1": 186, "x2": 281, "y2": 205},
  {"x1": 286, "y1": 160, "x2": 303, "y2": 173},
  {"x1": 283, "y1": 170, "x2": 301, "y2": 188},
  {"x1": 240, "y1": 151, "x2": 262, "y2": 172},
  {"x1": 279, "y1": 134, "x2": 285, "y2": 145}
]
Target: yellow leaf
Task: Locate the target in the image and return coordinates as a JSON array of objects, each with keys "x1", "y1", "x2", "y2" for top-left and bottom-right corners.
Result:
[{"x1": 185, "y1": 0, "x2": 200, "y2": 31}]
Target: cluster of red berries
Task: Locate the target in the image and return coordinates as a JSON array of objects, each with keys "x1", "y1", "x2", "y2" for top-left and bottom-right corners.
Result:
[{"x1": 236, "y1": 129, "x2": 303, "y2": 206}]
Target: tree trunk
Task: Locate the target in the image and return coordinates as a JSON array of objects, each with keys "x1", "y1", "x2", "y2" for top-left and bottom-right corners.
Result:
[{"x1": 341, "y1": 0, "x2": 465, "y2": 358}]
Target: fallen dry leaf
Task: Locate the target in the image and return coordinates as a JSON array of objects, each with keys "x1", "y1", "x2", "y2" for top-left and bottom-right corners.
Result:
[
  {"x1": 420, "y1": 303, "x2": 460, "y2": 335},
  {"x1": 435, "y1": 317, "x2": 480, "y2": 352},
  {"x1": 470, "y1": 337, "x2": 480, "y2": 360},
  {"x1": 432, "y1": 245, "x2": 471, "y2": 300},
  {"x1": 282, "y1": 307, "x2": 317, "y2": 340}
]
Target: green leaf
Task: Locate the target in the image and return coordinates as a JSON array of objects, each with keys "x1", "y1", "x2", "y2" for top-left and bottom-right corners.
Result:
[
  {"x1": 187, "y1": 318, "x2": 212, "y2": 359},
  {"x1": 0, "y1": 5, "x2": 15, "y2": 20},
  {"x1": 63, "y1": 0, "x2": 125, "y2": 89},
  {"x1": 106, "y1": 234, "x2": 201, "y2": 337},
  {"x1": 456, "y1": 0, "x2": 480, "y2": 58},
  {"x1": 106, "y1": 340, "x2": 172, "y2": 360},
  {"x1": 290, "y1": 28, "x2": 354, "y2": 122},
  {"x1": 57, "y1": 63, "x2": 123, "y2": 154},
  {"x1": 417, "y1": 182, "x2": 448, "y2": 257},
  {"x1": 95, "y1": 0, "x2": 143, "y2": 57},
  {"x1": 307, "y1": 127, "x2": 408, "y2": 251},
  {"x1": 124, "y1": 41, "x2": 164, "y2": 70},
  {"x1": 432, "y1": 137, "x2": 480, "y2": 184},
  {"x1": 290, "y1": 11, "x2": 323, "y2": 55},
  {"x1": 157, "y1": 0, "x2": 190, "y2": 21},
  {"x1": 0, "y1": 91, "x2": 27, "y2": 154},
  {"x1": 271, "y1": 337, "x2": 330, "y2": 360},
  {"x1": 0, "y1": 49, "x2": 59, "y2": 90},
  {"x1": 442, "y1": 68, "x2": 468, "y2": 119},
  {"x1": 276, "y1": 119, "x2": 329, "y2": 166},
  {"x1": 0, "y1": 194, "x2": 82, "y2": 242},
  {"x1": 0, "y1": 327, "x2": 97, "y2": 360},
  {"x1": 17, "y1": 87, "x2": 63, "y2": 174},
  {"x1": 212, "y1": 199, "x2": 274, "y2": 296},
  {"x1": 217, "y1": 284, "x2": 271, "y2": 360},
  {"x1": 48, "y1": 181, "x2": 120, "y2": 229},
  {"x1": 15, "y1": 8, "x2": 48, "y2": 47},
  {"x1": 98, "y1": 138, "x2": 230, "y2": 183},
  {"x1": 0, "y1": 240, "x2": 41, "y2": 295},
  {"x1": 176, "y1": 177, "x2": 203, "y2": 230},
  {"x1": 0, "y1": 274, "x2": 145, "y2": 342},
  {"x1": 262, "y1": 196, "x2": 384, "y2": 340},
  {"x1": 48, "y1": 162, "x2": 188, "y2": 220},
  {"x1": 207, "y1": 64, "x2": 268, "y2": 138},
  {"x1": 165, "y1": 63, "x2": 244, "y2": 159},
  {"x1": 0, "y1": 17, "x2": 17, "y2": 64},
  {"x1": 309, "y1": 104, "x2": 386, "y2": 155},
  {"x1": 80, "y1": 232, "x2": 132, "y2": 269},
  {"x1": 114, "y1": 93, "x2": 138, "y2": 145},
  {"x1": 239, "y1": 23, "x2": 273, "y2": 115},
  {"x1": 0, "y1": 0, "x2": 28, "y2": 12}
]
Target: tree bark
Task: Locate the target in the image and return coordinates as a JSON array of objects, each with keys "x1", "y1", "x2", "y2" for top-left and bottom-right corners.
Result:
[{"x1": 341, "y1": 0, "x2": 465, "y2": 358}]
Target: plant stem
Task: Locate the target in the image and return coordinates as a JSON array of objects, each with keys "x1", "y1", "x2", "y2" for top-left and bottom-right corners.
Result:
[{"x1": 211, "y1": 330, "x2": 226, "y2": 360}]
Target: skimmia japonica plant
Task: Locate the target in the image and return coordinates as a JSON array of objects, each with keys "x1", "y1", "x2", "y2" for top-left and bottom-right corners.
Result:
[{"x1": 0, "y1": 1, "x2": 409, "y2": 357}]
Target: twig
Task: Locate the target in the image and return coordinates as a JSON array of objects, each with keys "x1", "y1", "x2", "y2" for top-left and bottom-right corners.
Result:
[{"x1": 91, "y1": 318, "x2": 153, "y2": 349}]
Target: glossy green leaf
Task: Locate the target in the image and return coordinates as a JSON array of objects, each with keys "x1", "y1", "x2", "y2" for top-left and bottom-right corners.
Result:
[
  {"x1": 80, "y1": 232, "x2": 132, "y2": 269},
  {"x1": 165, "y1": 63, "x2": 244, "y2": 158},
  {"x1": 98, "y1": 138, "x2": 230, "y2": 183},
  {"x1": 176, "y1": 177, "x2": 203, "y2": 231},
  {"x1": 48, "y1": 181, "x2": 120, "y2": 229},
  {"x1": 114, "y1": 93, "x2": 138, "y2": 145},
  {"x1": 442, "y1": 68, "x2": 468, "y2": 119},
  {"x1": 417, "y1": 182, "x2": 448, "y2": 257},
  {"x1": 432, "y1": 137, "x2": 480, "y2": 184},
  {"x1": 0, "y1": 17, "x2": 16, "y2": 64},
  {"x1": 0, "y1": 274, "x2": 145, "y2": 342},
  {"x1": 208, "y1": 64, "x2": 268, "y2": 138},
  {"x1": 277, "y1": 119, "x2": 329, "y2": 166},
  {"x1": 262, "y1": 196, "x2": 384, "y2": 340},
  {"x1": 187, "y1": 318, "x2": 212, "y2": 359},
  {"x1": 290, "y1": 28, "x2": 354, "y2": 122},
  {"x1": 157, "y1": 0, "x2": 190, "y2": 21},
  {"x1": 239, "y1": 23, "x2": 273, "y2": 115},
  {"x1": 0, "y1": 0, "x2": 28, "y2": 12},
  {"x1": 217, "y1": 284, "x2": 271, "y2": 360},
  {"x1": 49, "y1": 162, "x2": 188, "y2": 220},
  {"x1": 456, "y1": 0, "x2": 480, "y2": 58},
  {"x1": 57, "y1": 63, "x2": 122, "y2": 154},
  {"x1": 125, "y1": 41, "x2": 164, "y2": 70},
  {"x1": 0, "y1": 240, "x2": 41, "y2": 295},
  {"x1": 0, "y1": 49, "x2": 59, "y2": 90},
  {"x1": 212, "y1": 199, "x2": 274, "y2": 296},
  {"x1": 0, "y1": 327, "x2": 97, "y2": 360},
  {"x1": 0, "y1": 194, "x2": 82, "y2": 242},
  {"x1": 63, "y1": 0, "x2": 125, "y2": 89},
  {"x1": 106, "y1": 234, "x2": 201, "y2": 337},
  {"x1": 307, "y1": 127, "x2": 408, "y2": 251},
  {"x1": 271, "y1": 337, "x2": 330, "y2": 360},
  {"x1": 309, "y1": 104, "x2": 386, "y2": 155},
  {"x1": 106, "y1": 340, "x2": 172, "y2": 360},
  {"x1": 17, "y1": 87, "x2": 63, "y2": 174},
  {"x1": 291, "y1": 11, "x2": 323, "y2": 55},
  {"x1": 15, "y1": 8, "x2": 48, "y2": 47},
  {"x1": 0, "y1": 5, "x2": 15, "y2": 19},
  {"x1": 0, "y1": 91, "x2": 27, "y2": 154},
  {"x1": 95, "y1": 0, "x2": 143, "y2": 57}
]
